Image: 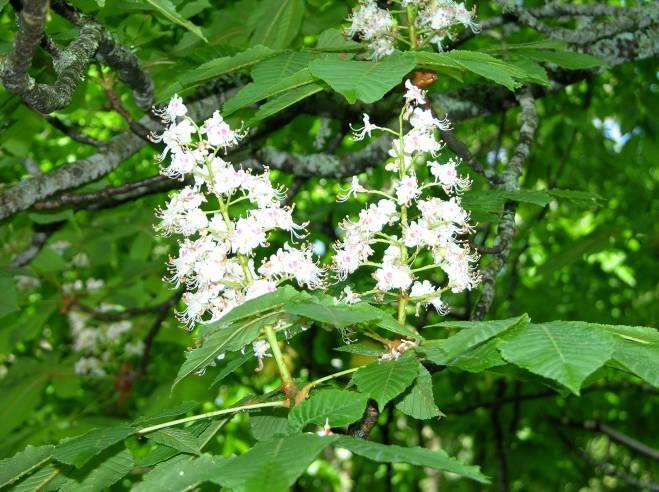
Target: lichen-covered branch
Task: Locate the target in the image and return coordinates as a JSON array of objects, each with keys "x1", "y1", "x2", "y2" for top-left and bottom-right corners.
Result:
[
  {"x1": 0, "y1": 94, "x2": 224, "y2": 220},
  {"x1": 51, "y1": 0, "x2": 155, "y2": 111},
  {"x1": 0, "y1": 0, "x2": 104, "y2": 114},
  {"x1": 471, "y1": 89, "x2": 537, "y2": 321},
  {"x1": 257, "y1": 135, "x2": 392, "y2": 179}
]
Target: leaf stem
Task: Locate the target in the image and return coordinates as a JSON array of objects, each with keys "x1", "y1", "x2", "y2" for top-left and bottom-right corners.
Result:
[
  {"x1": 137, "y1": 401, "x2": 287, "y2": 435},
  {"x1": 307, "y1": 366, "x2": 363, "y2": 388},
  {"x1": 264, "y1": 325, "x2": 293, "y2": 387}
]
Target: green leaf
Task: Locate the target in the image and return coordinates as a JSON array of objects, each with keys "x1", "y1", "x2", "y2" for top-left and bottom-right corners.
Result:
[
  {"x1": 161, "y1": 45, "x2": 277, "y2": 99},
  {"x1": 224, "y1": 68, "x2": 317, "y2": 116},
  {"x1": 145, "y1": 0, "x2": 207, "y2": 42},
  {"x1": 133, "y1": 401, "x2": 200, "y2": 427},
  {"x1": 498, "y1": 321, "x2": 616, "y2": 394},
  {"x1": 174, "y1": 322, "x2": 262, "y2": 388},
  {"x1": 352, "y1": 353, "x2": 419, "y2": 410},
  {"x1": 396, "y1": 366, "x2": 443, "y2": 420},
  {"x1": 52, "y1": 424, "x2": 135, "y2": 468},
  {"x1": 134, "y1": 454, "x2": 226, "y2": 492},
  {"x1": 60, "y1": 448, "x2": 134, "y2": 492},
  {"x1": 249, "y1": 0, "x2": 305, "y2": 49},
  {"x1": 522, "y1": 49, "x2": 604, "y2": 70},
  {"x1": 250, "y1": 411, "x2": 290, "y2": 441},
  {"x1": 315, "y1": 28, "x2": 361, "y2": 52},
  {"x1": 250, "y1": 83, "x2": 324, "y2": 122},
  {"x1": 209, "y1": 435, "x2": 337, "y2": 489},
  {"x1": 12, "y1": 463, "x2": 63, "y2": 491},
  {"x1": 0, "y1": 272, "x2": 18, "y2": 318},
  {"x1": 199, "y1": 285, "x2": 302, "y2": 338},
  {"x1": 335, "y1": 436, "x2": 489, "y2": 483},
  {"x1": 448, "y1": 338, "x2": 507, "y2": 373},
  {"x1": 335, "y1": 343, "x2": 384, "y2": 357},
  {"x1": 211, "y1": 351, "x2": 252, "y2": 387},
  {"x1": 288, "y1": 389, "x2": 369, "y2": 432},
  {"x1": 446, "y1": 50, "x2": 530, "y2": 90},
  {"x1": 149, "y1": 428, "x2": 202, "y2": 456},
  {"x1": 251, "y1": 51, "x2": 316, "y2": 84},
  {"x1": 0, "y1": 444, "x2": 53, "y2": 488},
  {"x1": 425, "y1": 314, "x2": 530, "y2": 363},
  {"x1": 601, "y1": 324, "x2": 659, "y2": 388},
  {"x1": 309, "y1": 52, "x2": 416, "y2": 103},
  {"x1": 377, "y1": 313, "x2": 423, "y2": 340},
  {"x1": 284, "y1": 295, "x2": 384, "y2": 329},
  {"x1": 0, "y1": 360, "x2": 50, "y2": 438},
  {"x1": 28, "y1": 209, "x2": 73, "y2": 224}
]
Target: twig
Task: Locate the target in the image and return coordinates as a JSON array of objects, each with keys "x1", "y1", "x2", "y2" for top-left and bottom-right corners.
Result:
[
  {"x1": 9, "y1": 222, "x2": 64, "y2": 268},
  {"x1": 105, "y1": 86, "x2": 152, "y2": 142},
  {"x1": 75, "y1": 291, "x2": 183, "y2": 321},
  {"x1": 556, "y1": 418, "x2": 659, "y2": 461},
  {"x1": 43, "y1": 114, "x2": 105, "y2": 147},
  {"x1": 136, "y1": 290, "x2": 185, "y2": 378},
  {"x1": 440, "y1": 128, "x2": 497, "y2": 184},
  {"x1": 33, "y1": 175, "x2": 180, "y2": 210},
  {"x1": 555, "y1": 429, "x2": 659, "y2": 491},
  {"x1": 349, "y1": 400, "x2": 380, "y2": 439}
]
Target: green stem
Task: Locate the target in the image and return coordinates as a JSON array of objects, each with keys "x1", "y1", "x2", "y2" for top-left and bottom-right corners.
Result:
[
  {"x1": 407, "y1": 5, "x2": 418, "y2": 49},
  {"x1": 307, "y1": 366, "x2": 363, "y2": 389},
  {"x1": 264, "y1": 325, "x2": 293, "y2": 386},
  {"x1": 137, "y1": 401, "x2": 287, "y2": 435}
]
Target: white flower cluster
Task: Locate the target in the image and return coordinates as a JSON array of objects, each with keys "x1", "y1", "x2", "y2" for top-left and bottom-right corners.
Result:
[
  {"x1": 345, "y1": 0, "x2": 397, "y2": 59},
  {"x1": 409, "y1": 0, "x2": 480, "y2": 50},
  {"x1": 69, "y1": 309, "x2": 144, "y2": 377},
  {"x1": 154, "y1": 96, "x2": 325, "y2": 329},
  {"x1": 332, "y1": 80, "x2": 480, "y2": 315},
  {"x1": 345, "y1": 0, "x2": 479, "y2": 58}
]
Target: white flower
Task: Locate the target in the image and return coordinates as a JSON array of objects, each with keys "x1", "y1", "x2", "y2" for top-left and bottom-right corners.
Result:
[
  {"x1": 202, "y1": 111, "x2": 240, "y2": 148},
  {"x1": 404, "y1": 79, "x2": 426, "y2": 105},
  {"x1": 403, "y1": 129, "x2": 443, "y2": 155},
  {"x1": 252, "y1": 339, "x2": 271, "y2": 371},
  {"x1": 428, "y1": 158, "x2": 471, "y2": 194},
  {"x1": 410, "y1": 280, "x2": 447, "y2": 314},
  {"x1": 338, "y1": 176, "x2": 367, "y2": 202},
  {"x1": 374, "y1": 263, "x2": 413, "y2": 291},
  {"x1": 340, "y1": 286, "x2": 361, "y2": 304},
  {"x1": 166, "y1": 94, "x2": 187, "y2": 120},
  {"x1": 395, "y1": 175, "x2": 421, "y2": 205},
  {"x1": 351, "y1": 113, "x2": 380, "y2": 141}
]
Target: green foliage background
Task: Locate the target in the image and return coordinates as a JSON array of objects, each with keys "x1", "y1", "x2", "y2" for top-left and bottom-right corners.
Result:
[{"x1": 0, "y1": 0, "x2": 657, "y2": 490}]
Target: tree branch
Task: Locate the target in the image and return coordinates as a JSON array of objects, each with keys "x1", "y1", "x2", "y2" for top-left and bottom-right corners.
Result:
[
  {"x1": 74, "y1": 290, "x2": 184, "y2": 321},
  {"x1": 471, "y1": 89, "x2": 538, "y2": 321},
  {"x1": 349, "y1": 400, "x2": 379, "y2": 439}
]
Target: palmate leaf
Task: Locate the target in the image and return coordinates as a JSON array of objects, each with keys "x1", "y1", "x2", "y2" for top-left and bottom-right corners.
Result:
[
  {"x1": 145, "y1": 0, "x2": 207, "y2": 42},
  {"x1": 149, "y1": 428, "x2": 202, "y2": 456},
  {"x1": 250, "y1": 411, "x2": 290, "y2": 441},
  {"x1": 223, "y1": 68, "x2": 317, "y2": 116},
  {"x1": 175, "y1": 287, "x2": 304, "y2": 387},
  {"x1": 284, "y1": 294, "x2": 384, "y2": 329},
  {"x1": 173, "y1": 322, "x2": 262, "y2": 388},
  {"x1": 335, "y1": 436, "x2": 489, "y2": 484},
  {"x1": 250, "y1": 83, "x2": 325, "y2": 123},
  {"x1": 0, "y1": 444, "x2": 53, "y2": 488},
  {"x1": 52, "y1": 424, "x2": 135, "y2": 468},
  {"x1": 352, "y1": 352, "x2": 419, "y2": 410},
  {"x1": 248, "y1": 0, "x2": 305, "y2": 49},
  {"x1": 161, "y1": 45, "x2": 278, "y2": 100},
  {"x1": 423, "y1": 314, "x2": 530, "y2": 363},
  {"x1": 396, "y1": 366, "x2": 443, "y2": 420},
  {"x1": 498, "y1": 321, "x2": 616, "y2": 394},
  {"x1": 600, "y1": 324, "x2": 659, "y2": 388},
  {"x1": 133, "y1": 454, "x2": 227, "y2": 492},
  {"x1": 12, "y1": 463, "x2": 62, "y2": 492},
  {"x1": 309, "y1": 52, "x2": 416, "y2": 103},
  {"x1": 208, "y1": 435, "x2": 338, "y2": 489},
  {"x1": 60, "y1": 448, "x2": 134, "y2": 492},
  {"x1": 288, "y1": 389, "x2": 369, "y2": 432}
]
